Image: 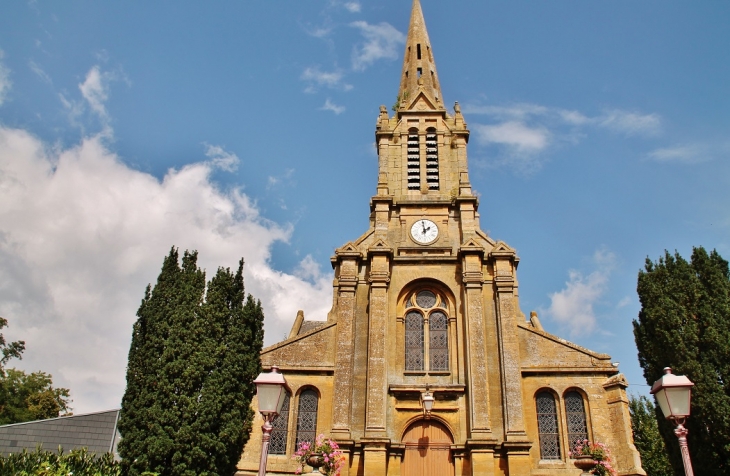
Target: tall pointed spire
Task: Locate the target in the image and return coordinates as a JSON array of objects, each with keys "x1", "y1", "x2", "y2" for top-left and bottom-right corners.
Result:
[{"x1": 397, "y1": 0, "x2": 443, "y2": 110}]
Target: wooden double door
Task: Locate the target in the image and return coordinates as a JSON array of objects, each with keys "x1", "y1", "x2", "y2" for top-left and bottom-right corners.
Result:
[{"x1": 402, "y1": 420, "x2": 454, "y2": 476}]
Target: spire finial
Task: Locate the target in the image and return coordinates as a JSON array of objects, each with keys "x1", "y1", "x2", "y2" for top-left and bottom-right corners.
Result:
[{"x1": 396, "y1": 0, "x2": 443, "y2": 111}]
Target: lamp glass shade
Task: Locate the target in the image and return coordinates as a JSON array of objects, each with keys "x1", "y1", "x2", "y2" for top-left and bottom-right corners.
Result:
[
  {"x1": 650, "y1": 368, "x2": 694, "y2": 420},
  {"x1": 257, "y1": 383, "x2": 285, "y2": 415},
  {"x1": 254, "y1": 366, "x2": 290, "y2": 416},
  {"x1": 655, "y1": 387, "x2": 691, "y2": 419},
  {"x1": 422, "y1": 392, "x2": 435, "y2": 412}
]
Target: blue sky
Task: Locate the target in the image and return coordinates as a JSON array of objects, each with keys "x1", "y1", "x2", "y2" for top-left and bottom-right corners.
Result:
[{"x1": 0, "y1": 1, "x2": 728, "y2": 413}]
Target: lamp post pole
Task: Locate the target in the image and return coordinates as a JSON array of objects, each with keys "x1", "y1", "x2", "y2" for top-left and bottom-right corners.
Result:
[
  {"x1": 254, "y1": 366, "x2": 290, "y2": 476},
  {"x1": 674, "y1": 422, "x2": 693, "y2": 476},
  {"x1": 258, "y1": 414, "x2": 275, "y2": 476},
  {"x1": 650, "y1": 367, "x2": 695, "y2": 476}
]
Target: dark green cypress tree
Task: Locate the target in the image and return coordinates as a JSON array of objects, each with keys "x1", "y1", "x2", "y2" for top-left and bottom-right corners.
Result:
[
  {"x1": 633, "y1": 247, "x2": 730, "y2": 476},
  {"x1": 119, "y1": 247, "x2": 182, "y2": 474},
  {"x1": 629, "y1": 395, "x2": 673, "y2": 476},
  {"x1": 119, "y1": 250, "x2": 264, "y2": 476}
]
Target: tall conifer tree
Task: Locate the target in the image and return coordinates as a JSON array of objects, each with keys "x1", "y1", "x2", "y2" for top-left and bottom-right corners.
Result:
[
  {"x1": 633, "y1": 247, "x2": 730, "y2": 476},
  {"x1": 628, "y1": 395, "x2": 672, "y2": 476},
  {"x1": 118, "y1": 249, "x2": 263, "y2": 476}
]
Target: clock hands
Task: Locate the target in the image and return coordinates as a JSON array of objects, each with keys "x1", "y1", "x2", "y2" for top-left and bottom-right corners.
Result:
[
  {"x1": 411, "y1": 219, "x2": 437, "y2": 243},
  {"x1": 421, "y1": 220, "x2": 431, "y2": 235}
]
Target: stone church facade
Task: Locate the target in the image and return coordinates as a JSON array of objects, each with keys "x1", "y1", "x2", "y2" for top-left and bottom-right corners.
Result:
[{"x1": 237, "y1": 1, "x2": 644, "y2": 474}]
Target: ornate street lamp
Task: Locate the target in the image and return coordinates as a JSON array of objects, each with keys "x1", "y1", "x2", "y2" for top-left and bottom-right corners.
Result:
[
  {"x1": 254, "y1": 366, "x2": 290, "y2": 476},
  {"x1": 421, "y1": 388, "x2": 435, "y2": 419},
  {"x1": 650, "y1": 367, "x2": 695, "y2": 476}
]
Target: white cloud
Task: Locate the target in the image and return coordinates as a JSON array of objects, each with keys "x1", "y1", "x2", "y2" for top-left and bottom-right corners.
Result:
[
  {"x1": 343, "y1": 2, "x2": 361, "y2": 13},
  {"x1": 321, "y1": 98, "x2": 345, "y2": 115},
  {"x1": 301, "y1": 66, "x2": 353, "y2": 93},
  {"x1": 266, "y1": 168, "x2": 295, "y2": 190},
  {"x1": 79, "y1": 66, "x2": 110, "y2": 120},
  {"x1": 647, "y1": 144, "x2": 707, "y2": 164},
  {"x1": 0, "y1": 49, "x2": 11, "y2": 106},
  {"x1": 463, "y1": 103, "x2": 548, "y2": 120},
  {"x1": 307, "y1": 27, "x2": 333, "y2": 39},
  {"x1": 465, "y1": 101, "x2": 660, "y2": 135},
  {"x1": 294, "y1": 254, "x2": 327, "y2": 283},
  {"x1": 204, "y1": 144, "x2": 239, "y2": 172},
  {"x1": 598, "y1": 109, "x2": 661, "y2": 136},
  {"x1": 0, "y1": 126, "x2": 333, "y2": 414},
  {"x1": 59, "y1": 65, "x2": 121, "y2": 137},
  {"x1": 350, "y1": 21, "x2": 405, "y2": 71},
  {"x1": 545, "y1": 249, "x2": 616, "y2": 337},
  {"x1": 473, "y1": 121, "x2": 550, "y2": 153},
  {"x1": 28, "y1": 60, "x2": 52, "y2": 84},
  {"x1": 464, "y1": 101, "x2": 664, "y2": 174}
]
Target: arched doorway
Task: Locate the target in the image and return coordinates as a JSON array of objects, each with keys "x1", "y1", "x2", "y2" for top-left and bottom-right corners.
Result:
[{"x1": 402, "y1": 419, "x2": 454, "y2": 476}]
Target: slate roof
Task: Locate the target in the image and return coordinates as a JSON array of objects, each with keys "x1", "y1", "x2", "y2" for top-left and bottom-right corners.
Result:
[
  {"x1": 0, "y1": 409, "x2": 120, "y2": 457},
  {"x1": 298, "y1": 320, "x2": 327, "y2": 335}
]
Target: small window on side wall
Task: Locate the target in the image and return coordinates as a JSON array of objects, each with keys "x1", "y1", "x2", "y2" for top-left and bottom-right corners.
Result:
[
  {"x1": 536, "y1": 392, "x2": 561, "y2": 460},
  {"x1": 269, "y1": 392, "x2": 290, "y2": 455},
  {"x1": 565, "y1": 391, "x2": 588, "y2": 454},
  {"x1": 295, "y1": 389, "x2": 319, "y2": 449}
]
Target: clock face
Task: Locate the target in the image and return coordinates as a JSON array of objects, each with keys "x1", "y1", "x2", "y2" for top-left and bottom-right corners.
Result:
[{"x1": 410, "y1": 219, "x2": 439, "y2": 244}]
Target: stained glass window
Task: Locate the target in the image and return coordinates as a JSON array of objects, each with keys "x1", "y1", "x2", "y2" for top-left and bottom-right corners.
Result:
[
  {"x1": 405, "y1": 311, "x2": 425, "y2": 371},
  {"x1": 295, "y1": 389, "x2": 319, "y2": 450},
  {"x1": 565, "y1": 391, "x2": 588, "y2": 454},
  {"x1": 404, "y1": 289, "x2": 450, "y2": 373},
  {"x1": 536, "y1": 392, "x2": 561, "y2": 460},
  {"x1": 269, "y1": 392, "x2": 290, "y2": 455},
  {"x1": 416, "y1": 290, "x2": 436, "y2": 308},
  {"x1": 429, "y1": 311, "x2": 448, "y2": 371}
]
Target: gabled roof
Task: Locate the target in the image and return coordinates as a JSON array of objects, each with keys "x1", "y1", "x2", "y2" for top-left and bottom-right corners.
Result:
[{"x1": 0, "y1": 409, "x2": 120, "y2": 457}]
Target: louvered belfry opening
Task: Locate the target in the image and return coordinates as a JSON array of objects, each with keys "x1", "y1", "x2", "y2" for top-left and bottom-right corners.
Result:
[
  {"x1": 425, "y1": 127, "x2": 439, "y2": 189},
  {"x1": 407, "y1": 129, "x2": 421, "y2": 190}
]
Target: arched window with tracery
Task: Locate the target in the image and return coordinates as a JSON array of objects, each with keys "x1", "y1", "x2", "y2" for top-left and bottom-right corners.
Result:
[
  {"x1": 295, "y1": 389, "x2": 319, "y2": 449},
  {"x1": 403, "y1": 289, "x2": 449, "y2": 372},
  {"x1": 536, "y1": 391, "x2": 561, "y2": 460},
  {"x1": 269, "y1": 392, "x2": 290, "y2": 455},
  {"x1": 565, "y1": 391, "x2": 588, "y2": 454}
]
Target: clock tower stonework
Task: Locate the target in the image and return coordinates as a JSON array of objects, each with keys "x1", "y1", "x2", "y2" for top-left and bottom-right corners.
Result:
[{"x1": 237, "y1": 1, "x2": 645, "y2": 475}]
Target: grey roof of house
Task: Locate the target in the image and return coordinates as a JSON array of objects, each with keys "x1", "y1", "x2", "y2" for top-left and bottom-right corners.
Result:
[{"x1": 0, "y1": 409, "x2": 120, "y2": 456}]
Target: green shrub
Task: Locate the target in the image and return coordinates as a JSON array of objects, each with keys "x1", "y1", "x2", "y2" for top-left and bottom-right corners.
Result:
[{"x1": 0, "y1": 447, "x2": 121, "y2": 476}]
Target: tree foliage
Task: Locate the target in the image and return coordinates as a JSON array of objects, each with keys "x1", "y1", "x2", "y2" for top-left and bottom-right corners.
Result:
[
  {"x1": 0, "y1": 318, "x2": 71, "y2": 425},
  {"x1": 0, "y1": 369, "x2": 71, "y2": 425},
  {"x1": 118, "y1": 248, "x2": 264, "y2": 476},
  {"x1": 0, "y1": 447, "x2": 121, "y2": 476},
  {"x1": 628, "y1": 395, "x2": 672, "y2": 476},
  {"x1": 633, "y1": 247, "x2": 730, "y2": 476}
]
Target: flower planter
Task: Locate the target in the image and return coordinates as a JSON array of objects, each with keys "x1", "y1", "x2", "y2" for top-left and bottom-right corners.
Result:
[
  {"x1": 307, "y1": 455, "x2": 324, "y2": 473},
  {"x1": 574, "y1": 455, "x2": 596, "y2": 475}
]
